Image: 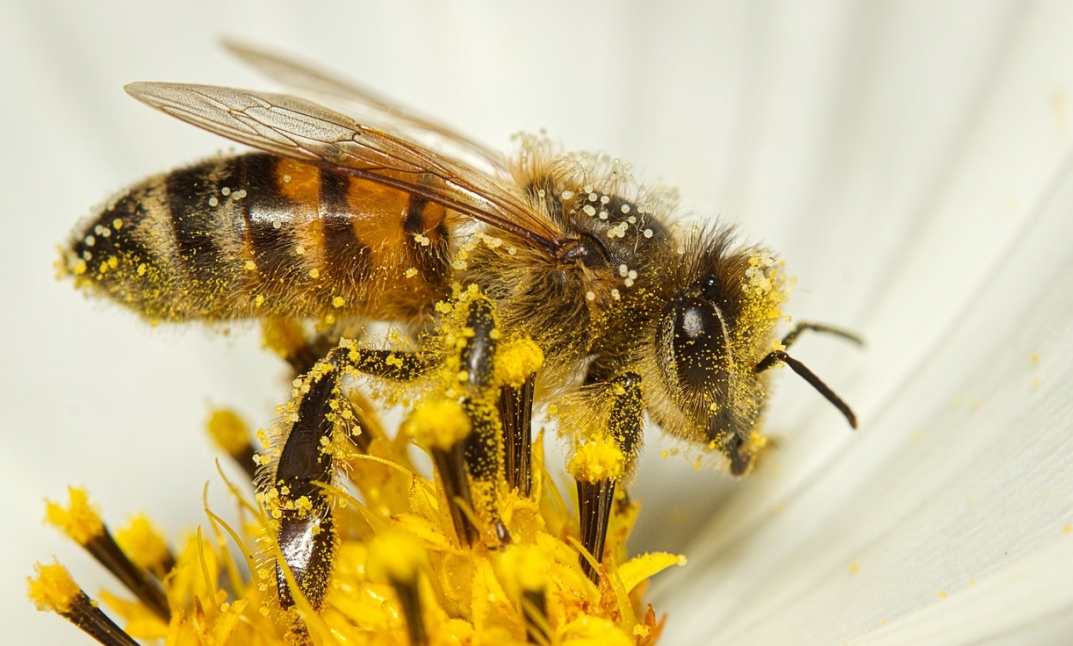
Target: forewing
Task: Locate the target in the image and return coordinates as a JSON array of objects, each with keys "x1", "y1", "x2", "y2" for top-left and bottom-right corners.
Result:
[
  {"x1": 222, "y1": 39, "x2": 507, "y2": 174},
  {"x1": 125, "y1": 82, "x2": 561, "y2": 249}
]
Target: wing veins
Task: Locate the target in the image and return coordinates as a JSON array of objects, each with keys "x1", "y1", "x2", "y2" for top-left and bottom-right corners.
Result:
[
  {"x1": 222, "y1": 39, "x2": 507, "y2": 172},
  {"x1": 125, "y1": 82, "x2": 563, "y2": 248}
]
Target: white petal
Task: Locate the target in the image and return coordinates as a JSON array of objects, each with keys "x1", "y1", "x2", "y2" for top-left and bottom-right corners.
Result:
[{"x1": 654, "y1": 3, "x2": 1073, "y2": 643}]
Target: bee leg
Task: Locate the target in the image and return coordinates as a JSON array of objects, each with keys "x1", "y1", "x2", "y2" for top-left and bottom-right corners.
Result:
[
  {"x1": 458, "y1": 299, "x2": 501, "y2": 543},
  {"x1": 263, "y1": 317, "x2": 434, "y2": 380},
  {"x1": 572, "y1": 372, "x2": 643, "y2": 581},
  {"x1": 334, "y1": 347, "x2": 433, "y2": 452},
  {"x1": 349, "y1": 348, "x2": 433, "y2": 381},
  {"x1": 267, "y1": 349, "x2": 350, "y2": 613},
  {"x1": 268, "y1": 342, "x2": 435, "y2": 615}
]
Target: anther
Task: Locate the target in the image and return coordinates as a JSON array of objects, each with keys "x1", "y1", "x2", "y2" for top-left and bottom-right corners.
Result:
[{"x1": 28, "y1": 562, "x2": 141, "y2": 646}]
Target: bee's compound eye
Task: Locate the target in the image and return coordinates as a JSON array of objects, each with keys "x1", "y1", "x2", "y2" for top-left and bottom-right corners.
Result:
[{"x1": 666, "y1": 295, "x2": 728, "y2": 391}]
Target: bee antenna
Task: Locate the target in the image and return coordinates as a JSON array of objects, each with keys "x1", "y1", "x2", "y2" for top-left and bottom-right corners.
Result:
[{"x1": 754, "y1": 350, "x2": 857, "y2": 429}]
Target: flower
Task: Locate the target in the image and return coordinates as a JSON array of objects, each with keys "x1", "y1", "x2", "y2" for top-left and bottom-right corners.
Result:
[{"x1": 32, "y1": 433, "x2": 681, "y2": 645}]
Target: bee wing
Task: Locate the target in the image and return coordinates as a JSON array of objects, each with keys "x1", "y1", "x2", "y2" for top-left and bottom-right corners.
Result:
[
  {"x1": 125, "y1": 82, "x2": 562, "y2": 250},
  {"x1": 222, "y1": 39, "x2": 507, "y2": 174}
]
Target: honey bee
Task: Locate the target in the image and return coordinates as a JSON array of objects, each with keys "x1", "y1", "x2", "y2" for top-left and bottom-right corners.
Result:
[{"x1": 63, "y1": 42, "x2": 860, "y2": 613}]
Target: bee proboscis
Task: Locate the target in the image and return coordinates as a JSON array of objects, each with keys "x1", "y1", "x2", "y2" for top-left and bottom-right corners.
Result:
[{"x1": 63, "y1": 41, "x2": 860, "y2": 616}]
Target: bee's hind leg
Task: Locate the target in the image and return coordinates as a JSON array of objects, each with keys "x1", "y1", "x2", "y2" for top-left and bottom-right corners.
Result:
[{"x1": 264, "y1": 341, "x2": 432, "y2": 613}]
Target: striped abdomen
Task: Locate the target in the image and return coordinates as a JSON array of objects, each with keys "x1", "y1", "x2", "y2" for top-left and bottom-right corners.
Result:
[{"x1": 64, "y1": 153, "x2": 454, "y2": 324}]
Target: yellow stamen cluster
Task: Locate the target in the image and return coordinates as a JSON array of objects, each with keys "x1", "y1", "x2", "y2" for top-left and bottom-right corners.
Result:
[{"x1": 31, "y1": 403, "x2": 682, "y2": 646}]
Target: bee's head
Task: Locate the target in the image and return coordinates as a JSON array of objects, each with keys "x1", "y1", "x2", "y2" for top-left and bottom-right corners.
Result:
[
  {"x1": 648, "y1": 229, "x2": 787, "y2": 475},
  {"x1": 646, "y1": 227, "x2": 860, "y2": 475}
]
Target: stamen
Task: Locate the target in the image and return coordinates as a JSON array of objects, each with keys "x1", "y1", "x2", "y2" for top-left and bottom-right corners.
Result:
[
  {"x1": 28, "y1": 562, "x2": 140, "y2": 646},
  {"x1": 261, "y1": 318, "x2": 321, "y2": 375},
  {"x1": 367, "y1": 531, "x2": 429, "y2": 646},
  {"x1": 114, "y1": 515, "x2": 176, "y2": 579},
  {"x1": 496, "y1": 337, "x2": 544, "y2": 497},
  {"x1": 569, "y1": 438, "x2": 626, "y2": 581},
  {"x1": 407, "y1": 400, "x2": 478, "y2": 545},
  {"x1": 45, "y1": 488, "x2": 170, "y2": 620},
  {"x1": 500, "y1": 546, "x2": 553, "y2": 643}
]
